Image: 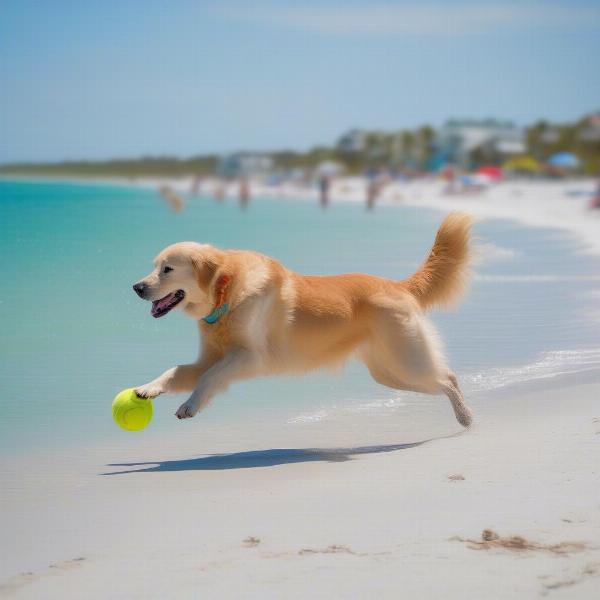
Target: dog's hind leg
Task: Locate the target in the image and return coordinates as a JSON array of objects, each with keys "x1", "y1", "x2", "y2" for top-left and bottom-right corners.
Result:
[
  {"x1": 361, "y1": 356, "x2": 420, "y2": 392},
  {"x1": 363, "y1": 307, "x2": 473, "y2": 427},
  {"x1": 364, "y1": 308, "x2": 444, "y2": 391},
  {"x1": 439, "y1": 374, "x2": 472, "y2": 427}
]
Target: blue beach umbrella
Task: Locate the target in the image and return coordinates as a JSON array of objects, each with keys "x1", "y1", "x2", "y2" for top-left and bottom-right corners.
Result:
[{"x1": 548, "y1": 152, "x2": 580, "y2": 169}]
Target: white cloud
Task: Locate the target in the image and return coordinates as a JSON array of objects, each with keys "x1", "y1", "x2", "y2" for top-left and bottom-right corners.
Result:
[{"x1": 215, "y1": 2, "x2": 600, "y2": 37}]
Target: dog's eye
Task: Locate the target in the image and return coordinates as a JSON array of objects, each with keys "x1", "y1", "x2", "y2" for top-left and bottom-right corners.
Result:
[{"x1": 163, "y1": 266, "x2": 173, "y2": 274}]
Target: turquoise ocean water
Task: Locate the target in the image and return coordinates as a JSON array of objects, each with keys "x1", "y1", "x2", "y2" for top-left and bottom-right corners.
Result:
[{"x1": 1, "y1": 180, "x2": 600, "y2": 454}]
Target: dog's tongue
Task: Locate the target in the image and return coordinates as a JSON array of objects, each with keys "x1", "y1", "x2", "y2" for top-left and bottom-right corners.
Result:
[{"x1": 151, "y1": 292, "x2": 178, "y2": 317}]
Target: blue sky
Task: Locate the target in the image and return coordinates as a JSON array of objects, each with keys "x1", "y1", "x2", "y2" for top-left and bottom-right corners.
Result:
[{"x1": 1, "y1": 0, "x2": 599, "y2": 162}]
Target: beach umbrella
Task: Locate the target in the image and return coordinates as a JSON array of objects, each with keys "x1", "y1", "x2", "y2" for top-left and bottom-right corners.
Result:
[
  {"x1": 476, "y1": 166, "x2": 503, "y2": 181},
  {"x1": 548, "y1": 152, "x2": 580, "y2": 169},
  {"x1": 503, "y1": 155, "x2": 540, "y2": 172}
]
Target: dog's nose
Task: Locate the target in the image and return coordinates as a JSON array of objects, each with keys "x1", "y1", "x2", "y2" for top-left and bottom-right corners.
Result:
[{"x1": 133, "y1": 282, "x2": 147, "y2": 298}]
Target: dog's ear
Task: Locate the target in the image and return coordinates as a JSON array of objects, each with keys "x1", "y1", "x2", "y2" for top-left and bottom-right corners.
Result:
[
  {"x1": 191, "y1": 247, "x2": 232, "y2": 307},
  {"x1": 192, "y1": 257, "x2": 219, "y2": 292},
  {"x1": 191, "y1": 252, "x2": 219, "y2": 291}
]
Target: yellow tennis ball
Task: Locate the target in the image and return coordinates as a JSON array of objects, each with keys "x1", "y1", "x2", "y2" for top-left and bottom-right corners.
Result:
[{"x1": 112, "y1": 388, "x2": 153, "y2": 431}]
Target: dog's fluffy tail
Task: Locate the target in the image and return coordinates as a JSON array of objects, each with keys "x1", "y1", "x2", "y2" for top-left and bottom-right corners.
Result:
[{"x1": 403, "y1": 213, "x2": 473, "y2": 311}]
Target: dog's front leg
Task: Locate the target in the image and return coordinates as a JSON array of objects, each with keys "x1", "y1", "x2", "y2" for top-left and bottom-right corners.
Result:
[
  {"x1": 175, "y1": 349, "x2": 256, "y2": 419},
  {"x1": 135, "y1": 355, "x2": 219, "y2": 399}
]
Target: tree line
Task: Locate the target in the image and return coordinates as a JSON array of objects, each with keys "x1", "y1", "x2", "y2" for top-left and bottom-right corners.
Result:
[{"x1": 1, "y1": 115, "x2": 598, "y2": 178}]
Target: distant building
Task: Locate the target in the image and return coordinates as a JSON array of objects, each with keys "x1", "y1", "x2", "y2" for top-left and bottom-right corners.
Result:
[
  {"x1": 578, "y1": 113, "x2": 600, "y2": 142},
  {"x1": 540, "y1": 127, "x2": 561, "y2": 145},
  {"x1": 337, "y1": 129, "x2": 367, "y2": 153},
  {"x1": 390, "y1": 131, "x2": 432, "y2": 167},
  {"x1": 434, "y1": 119, "x2": 526, "y2": 168},
  {"x1": 217, "y1": 153, "x2": 273, "y2": 178}
]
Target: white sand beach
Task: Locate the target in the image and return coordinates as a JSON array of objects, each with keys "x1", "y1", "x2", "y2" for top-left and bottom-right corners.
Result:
[
  {"x1": 261, "y1": 177, "x2": 600, "y2": 257},
  {"x1": 1, "y1": 379, "x2": 599, "y2": 599}
]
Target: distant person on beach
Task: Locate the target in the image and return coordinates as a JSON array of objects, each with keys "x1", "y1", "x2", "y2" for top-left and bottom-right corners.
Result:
[
  {"x1": 366, "y1": 176, "x2": 378, "y2": 210},
  {"x1": 214, "y1": 180, "x2": 226, "y2": 202},
  {"x1": 319, "y1": 175, "x2": 330, "y2": 208},
  {"x1": 589, "y1": 173, "x2": 600, "y2": 209},
  {"x1": 190, "y1": 175, "x2": 203, "y2": 196},
  {"x1": 366, "y1": 169, "x2": 390, "y2": 210},
  {"x1": 158, "y1": 185, "x2": 185, "y2": 213},
  {"x1": 239, "y1": 177, "x2": 250, "y2": 209},
  {"x1": 441, "y1": 166, "x2": 457, "y2": 195}
]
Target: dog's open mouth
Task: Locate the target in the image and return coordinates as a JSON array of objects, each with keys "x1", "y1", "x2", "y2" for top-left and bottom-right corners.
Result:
[{"x1": 151, "y1": 290, "x2": 185, "y2": 318}]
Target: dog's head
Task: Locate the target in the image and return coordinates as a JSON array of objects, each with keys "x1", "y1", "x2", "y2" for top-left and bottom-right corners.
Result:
[{"x1": 133, "y1": 242, "x2": 230, "y2": 319}]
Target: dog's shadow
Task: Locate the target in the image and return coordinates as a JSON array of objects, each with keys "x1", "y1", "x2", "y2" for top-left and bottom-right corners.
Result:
[{"x1": 102, "y1": 433, "x2": 463, "y2": 475}]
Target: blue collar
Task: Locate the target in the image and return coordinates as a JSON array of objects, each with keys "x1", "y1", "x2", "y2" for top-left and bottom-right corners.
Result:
[{"x1": 202, "y1": 303, "x2": 229, "y2": 324}]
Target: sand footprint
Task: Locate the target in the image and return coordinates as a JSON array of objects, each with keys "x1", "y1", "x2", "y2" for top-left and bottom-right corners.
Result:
[{"x1": 0, "y1": 557, "x2": 86, "y2": 596}]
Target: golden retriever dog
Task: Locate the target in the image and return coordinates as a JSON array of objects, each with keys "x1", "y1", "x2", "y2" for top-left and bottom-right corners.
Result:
[{"x1": 133, "y1": 213, "x2": 473, "y2": 426}]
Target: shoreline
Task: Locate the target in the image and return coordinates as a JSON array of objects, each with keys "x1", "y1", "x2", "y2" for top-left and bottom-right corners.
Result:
[{"x1": 2, "y1": 174, "x2": 599, "y2": 257}]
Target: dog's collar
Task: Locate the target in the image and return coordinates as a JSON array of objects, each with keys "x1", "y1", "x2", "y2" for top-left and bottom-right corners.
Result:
[{"x1": 202, "y1": 303, "x2": 229, "y2": 324}]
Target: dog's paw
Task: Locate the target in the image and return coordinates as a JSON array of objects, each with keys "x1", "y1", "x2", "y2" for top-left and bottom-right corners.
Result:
[
  {"x1": 457, "y1": 406, "x2": 473, "y2": 428},
  {"x1": 135, "y1": 383, "x2": 163, "y2": 399},
  {"x1": 175, "y1": 399, "x2": 198, "y2": 420}
]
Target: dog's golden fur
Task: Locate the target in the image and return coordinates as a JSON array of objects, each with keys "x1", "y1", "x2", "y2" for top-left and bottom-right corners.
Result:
[{"x1": 134, "y1": 213, "x2": 474, "y2": 426}]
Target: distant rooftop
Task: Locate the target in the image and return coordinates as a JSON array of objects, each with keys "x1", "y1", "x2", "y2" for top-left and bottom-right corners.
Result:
[{"x1": 444, "y1": 118, "x2": 517, "y2": 129}]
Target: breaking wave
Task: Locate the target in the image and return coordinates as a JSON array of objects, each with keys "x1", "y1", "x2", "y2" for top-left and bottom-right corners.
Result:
[{"x1": 287, "y1": 348, "x2": 600, "y2": 423}]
